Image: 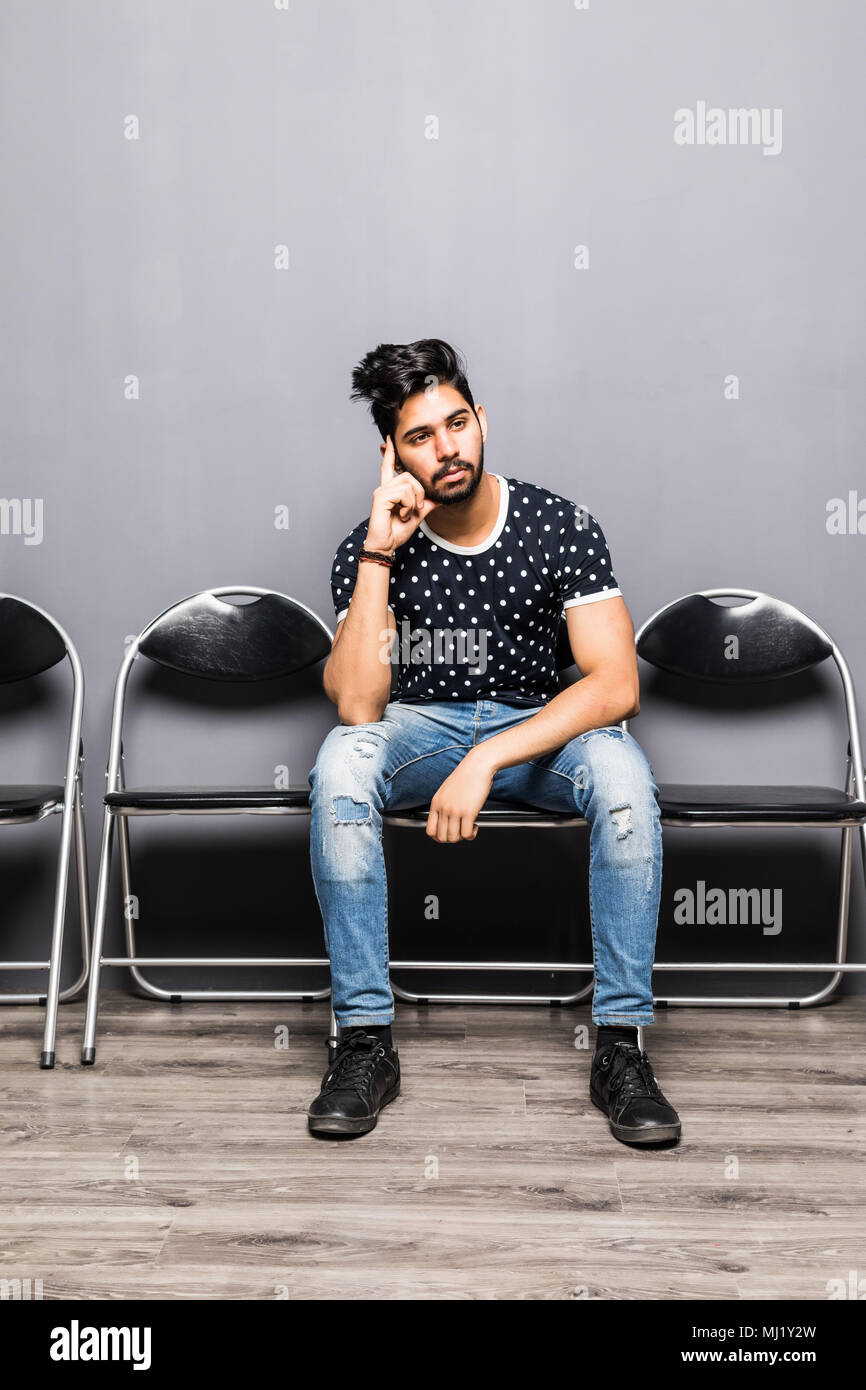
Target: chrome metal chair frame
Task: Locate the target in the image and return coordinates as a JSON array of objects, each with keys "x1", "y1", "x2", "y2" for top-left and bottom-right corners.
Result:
[
  {"x1": 623, "y1": 586, "x2": 866, "y2": 1008},
  {"x1": 0, "y1": 594, "x2": 91, "y2": 1066},
  {"x1": 381, "y1": 588, "x2": 866, "y2": 1012},
  {"x1": 81, "y1": 587, "x2": 334, "y2": 1065}
]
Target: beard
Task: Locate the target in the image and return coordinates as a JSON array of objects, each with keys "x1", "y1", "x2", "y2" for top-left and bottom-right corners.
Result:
[{"x1": 413, "y1": 438, "x2": 485, "y2": 506}]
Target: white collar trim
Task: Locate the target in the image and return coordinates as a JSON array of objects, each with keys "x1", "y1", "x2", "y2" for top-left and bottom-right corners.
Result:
[{"x1": 419, "y1": 472, "x2": 509, "y2": 554}]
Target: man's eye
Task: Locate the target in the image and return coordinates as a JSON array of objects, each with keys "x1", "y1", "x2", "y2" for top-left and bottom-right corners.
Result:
[{"x1": 452, "y1": 418, "x2": 465, "y2": 428}]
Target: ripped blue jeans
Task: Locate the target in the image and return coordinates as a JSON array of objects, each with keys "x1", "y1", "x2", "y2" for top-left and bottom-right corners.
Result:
[{"x1": 308, "y1": 700, "x2": 662, "y2": 1028}]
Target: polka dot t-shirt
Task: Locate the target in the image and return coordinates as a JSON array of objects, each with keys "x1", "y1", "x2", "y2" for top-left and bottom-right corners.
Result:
[{"x1": 329, "y1": 474, "x2": 622, "y2": 706}]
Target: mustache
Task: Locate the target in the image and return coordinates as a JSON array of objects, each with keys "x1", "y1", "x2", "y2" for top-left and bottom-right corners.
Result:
[{"x1": 433, "y1": 460, "x2": 475, "y2": 483}]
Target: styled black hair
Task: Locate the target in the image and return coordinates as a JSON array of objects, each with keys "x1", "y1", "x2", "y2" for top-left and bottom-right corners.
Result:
[{"x1": 349, "y1": 337, "x2": 476, "y2": 441}]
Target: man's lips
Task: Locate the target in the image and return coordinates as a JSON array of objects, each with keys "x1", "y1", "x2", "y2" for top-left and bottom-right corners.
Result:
[{"x1": 439, "y1": 465, "x2": 467, "y2": 481}]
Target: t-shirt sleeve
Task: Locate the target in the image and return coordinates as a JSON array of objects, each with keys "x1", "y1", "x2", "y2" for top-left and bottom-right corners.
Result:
[
  {"x1": 554, "y1": 503, "x2": 622, "y2": 610},
  {"x1": 330, "y1": 528, "x2": 396, "y2": 624}
]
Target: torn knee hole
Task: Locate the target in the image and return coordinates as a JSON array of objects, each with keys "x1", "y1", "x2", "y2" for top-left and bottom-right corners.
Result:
[
  {"x1": 609, "y1": 803, "x2": 633, "y2": 838},
  {"x1": 330, "y1": 795, "x2": 372, "y2": 824},
  {"x1": 341, "y1": 728, "x2": 389, "y2": 758}
]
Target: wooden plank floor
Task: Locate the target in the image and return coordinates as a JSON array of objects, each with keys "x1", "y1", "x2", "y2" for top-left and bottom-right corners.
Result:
[{"x1": 1, "y1": 991, "x2": 864, "y2": 1300}]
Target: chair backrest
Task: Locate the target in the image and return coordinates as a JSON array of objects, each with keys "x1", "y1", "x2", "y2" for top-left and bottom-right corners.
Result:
[
  {"x1": 631, "y1": 587, "x2": 866, "y2": 801},
  {"x1": 104, "y1": 587, "x2": 334, "y2": 789},
  {"x1": 0, "y1": 593, "x2": 85, "y2": 797},
  {"x1": 0, "y1": 594, "x2": 69, "y2": 683},
  {"x1": 137, "y1": 590, "x2": 332, "y2": 682},
  {"x1": 636, "y1": 591, "x2": 832, "y2": 683}
]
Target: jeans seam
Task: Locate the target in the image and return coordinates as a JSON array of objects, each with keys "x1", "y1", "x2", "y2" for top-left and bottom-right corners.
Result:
[
  {"x1": 383, "y1": 742, "x2": 471, "y2": 785},
  {"x1": 526, "y1": 758, "x2": 585, "y2": 792}
]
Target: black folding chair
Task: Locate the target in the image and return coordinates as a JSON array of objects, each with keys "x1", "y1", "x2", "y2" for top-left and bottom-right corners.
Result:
[
  {"x1": 80, "y1": 587, "x2": 332, "y2": 1065},
  {"x1": 378, "y1": 589, "x2": 866, "y2": 1017},
  {"x1": 624, "y1": 587, "x2": 866, "y2": 1006},
  {"x1": 0, "y1": 594, "x2": 90, "y2": 1067}
]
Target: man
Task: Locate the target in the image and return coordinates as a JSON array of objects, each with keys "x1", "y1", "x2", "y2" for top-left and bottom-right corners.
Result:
[{"x1": 307, "y1": 338, "x2": 680, "y2": 1146}]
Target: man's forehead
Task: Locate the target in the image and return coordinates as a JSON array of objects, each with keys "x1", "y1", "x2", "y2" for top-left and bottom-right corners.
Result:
[{"x1": 399, "y1": 386, "x2": 469, "y2": 429}]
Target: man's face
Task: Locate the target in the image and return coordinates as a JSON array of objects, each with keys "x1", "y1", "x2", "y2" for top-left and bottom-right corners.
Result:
[{"x1": 389, "y1": 384, "x2": 487, "y2": 506}]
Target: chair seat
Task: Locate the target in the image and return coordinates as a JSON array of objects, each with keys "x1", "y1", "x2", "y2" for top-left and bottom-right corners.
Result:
[
  {"x1": 657, "y1": 783, "x2": 866, "y2": 825},
  {"x1": 384, "y1": 786, "x2": 866, "y2": 828},
  {"x1": 105, "y1": 785, "x2": 312, "y2": 813},
  {"x1": 103, "y1": 783, "x2": 866, "y2": 824},
  {"x1": 384, "y1": 798, "x2": 587, "y2": 826},
  {"x1": 0, "y1": 784, "x2": 64, "y2": 820}
]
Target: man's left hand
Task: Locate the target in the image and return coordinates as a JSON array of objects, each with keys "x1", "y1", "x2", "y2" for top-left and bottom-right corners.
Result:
[{"x1": 426, "y1": 748, "x2": 495, "y2": 843}]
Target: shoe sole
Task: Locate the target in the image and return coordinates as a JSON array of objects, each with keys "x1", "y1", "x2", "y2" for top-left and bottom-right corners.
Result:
[
  {"x1": 590, "y1": 1089, "x2": 681, "y2": 1144},
  {"x1": 308, "y1": 1080, "x2": 401, "y2": 1136}
]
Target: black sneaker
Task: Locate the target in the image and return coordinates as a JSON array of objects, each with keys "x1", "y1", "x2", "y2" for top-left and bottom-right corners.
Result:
[
  {"x1": 590, "y1": 1041, "x2": 681, "y2": 1144},
  {"x1": 307, "y1": 1029, "x2": 401, "y2": 1136}
]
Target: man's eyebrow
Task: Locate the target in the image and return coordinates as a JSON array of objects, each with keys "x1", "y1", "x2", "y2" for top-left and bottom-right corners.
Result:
[{"x1": 401, "y1": 408, "x2": 469, "y2": 442}]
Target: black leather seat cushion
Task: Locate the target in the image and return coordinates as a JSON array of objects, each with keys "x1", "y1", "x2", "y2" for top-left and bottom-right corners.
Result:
[
  {"x1": 385, "y1": 787, "x2": 866, "y2": 827},
  {"x1": 103, "y1": 784, "x2": 866, "y2": 824},
  {"x1": 107, "y1": 790, "x2": 582, "y2": 820},
  {"x1": 105, "y1": 785, "x2": 312, "y2": 812},
  {"x1": 383, "y1": 798, "x2": 586, "y2": 825},
  {"x1": 657, "y1": 783, "x2": 866, "y2": 824},
  {"x1": 0, "y1": 784, "x2": 64, "y2": 819}
]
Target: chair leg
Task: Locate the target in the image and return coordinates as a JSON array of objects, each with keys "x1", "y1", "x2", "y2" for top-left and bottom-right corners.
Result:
[
  {"x1": 116, "y1": 812, "x2": 158, "y2": 998},
  {"x1": 59, "y1": 776, "x2": 91, "y2": 1004},
  {"x1": 327, "y1": 1006, "x2": 339, "y2": 1067},
  {"x1": 80, "y1": 807, "x2": 116, "y2": 1065},
  {"x1": 39, "y1": 791, "x2": 79, "y2": 1068},
  {"x1": 811, "y1": 822, "x2": 856, "y2": 1007},
  {"x1": 114, "y1": 814, "x2": 331, "y2": 1004}
]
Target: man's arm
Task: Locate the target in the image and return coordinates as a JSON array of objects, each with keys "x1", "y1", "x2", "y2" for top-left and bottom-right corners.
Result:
[
  {"x1": 322, "y1": 592, "x2": 396, "y2": 726},
  {"x1": 473, "y1": 596, "x2": 639, "y2": 771},
  {"x1": 323, "y1": 435, "x2": 436, "y2": 726}
]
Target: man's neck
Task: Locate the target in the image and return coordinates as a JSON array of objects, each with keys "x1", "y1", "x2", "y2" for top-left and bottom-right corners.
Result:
[{"x1": 423, "y1": 470, "x2": 499, "y2": 547}]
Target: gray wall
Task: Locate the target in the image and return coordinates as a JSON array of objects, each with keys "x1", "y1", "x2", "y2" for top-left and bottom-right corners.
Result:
[{"x1": 1, "y1": 0, "x2": 863, "y2": 1003}]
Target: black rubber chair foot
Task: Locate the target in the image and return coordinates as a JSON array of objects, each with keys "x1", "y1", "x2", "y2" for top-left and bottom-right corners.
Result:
[
  {"x1": 39, "y1": 1051, "x2": 55, "y2": 1069},
  {"x1": 80, "y1": 1047, "x2": 95, "y2": 1066}
]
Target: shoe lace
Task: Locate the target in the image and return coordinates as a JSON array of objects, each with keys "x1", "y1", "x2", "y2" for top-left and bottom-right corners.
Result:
[
  {"x1": 320, "y1": 1033, "x2": 386, "y2": 1099},
  {"x1": 606, "y1": 1044, "x2": 663, "y2": 1103}
]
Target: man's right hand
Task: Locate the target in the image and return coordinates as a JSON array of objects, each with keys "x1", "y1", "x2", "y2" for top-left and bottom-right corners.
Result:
[{"x1": 365, "y1": 436, "x2": 438, "y2": 553}]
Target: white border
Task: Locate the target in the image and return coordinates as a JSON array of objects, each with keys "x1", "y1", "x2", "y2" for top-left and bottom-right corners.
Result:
[
  {"x1": 563, "y1": 588, "x2": 622, "y2": 609},
  {"x1": 418, "y1": 472, "x2": 509, "y2": 554}
]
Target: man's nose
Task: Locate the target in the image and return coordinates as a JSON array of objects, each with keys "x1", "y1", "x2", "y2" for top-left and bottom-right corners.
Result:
[{"x1": 435, "y1": 428, "x2": 459, "y2": 460}]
